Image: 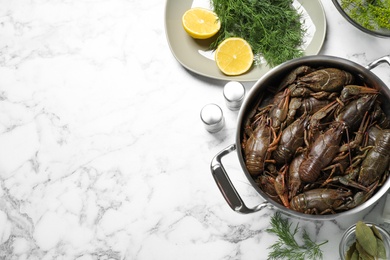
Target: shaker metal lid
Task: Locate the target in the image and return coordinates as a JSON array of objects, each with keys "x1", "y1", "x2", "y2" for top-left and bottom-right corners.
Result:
[
  {"x1": 224, "y1": 81, "x2": 245, "y2": 101},
  {"x1": 200, "y1": 103, "x2": 224, "y2": 132},
  {"x1": 200, "y1": 103, "x2": 223, "y2": 125},
  {"x1": 223, "y1": 81, "x2": 245, "y2": 110}
]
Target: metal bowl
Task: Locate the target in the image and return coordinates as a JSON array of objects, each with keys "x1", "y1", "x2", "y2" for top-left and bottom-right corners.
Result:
[
  {"x1": 332, "y1": 0, "x2": 390, "y2": 38},
  {"x1": 211, "y1": 55, "x2": 390, "y2": 224}
]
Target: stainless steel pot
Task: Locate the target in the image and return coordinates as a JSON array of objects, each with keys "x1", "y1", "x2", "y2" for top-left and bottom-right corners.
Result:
[{"x1": 211, "y1": 55, "x2": 390, "y2": 222}]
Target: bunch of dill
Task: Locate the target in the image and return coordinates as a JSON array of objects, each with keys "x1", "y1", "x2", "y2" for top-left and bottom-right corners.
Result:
[
  {"x1": 266, "y1": 212, "x2": 328, "y2": 260},
  {"x1": 210, "y1": 0, "x2": 306, "y2": 67}
]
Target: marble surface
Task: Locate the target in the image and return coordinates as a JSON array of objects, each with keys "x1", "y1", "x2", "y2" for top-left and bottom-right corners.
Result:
[{"x1": 1, "y1": 0, "x2": 390, "y2": 259}]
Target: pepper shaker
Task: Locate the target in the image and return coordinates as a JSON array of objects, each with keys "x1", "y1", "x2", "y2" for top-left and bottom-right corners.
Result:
[
  {"x1": 223, "y1": 81, "x2": 245, "y2": 111},
  {"x1": 200, "y1": 103, "x2": 225, "y2": 133}
]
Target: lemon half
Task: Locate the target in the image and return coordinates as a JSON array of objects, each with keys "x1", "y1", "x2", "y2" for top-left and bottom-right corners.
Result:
[
  {"x1": 215, "y1": 37, "x2": 254, "y2": 76},
  {"x1": 182, "y1": 8, "x2": 221, "y2": 39}
]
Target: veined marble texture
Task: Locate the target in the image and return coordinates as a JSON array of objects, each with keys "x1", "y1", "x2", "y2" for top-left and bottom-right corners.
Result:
[{"x1": 0, "y1": 0, "x2": 390, "y2": 259}]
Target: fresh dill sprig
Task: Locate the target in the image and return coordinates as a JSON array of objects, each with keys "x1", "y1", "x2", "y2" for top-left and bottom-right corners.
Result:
[
  {"x1": 210, "y1": 0, "x2": 306, "y2": 67},
  {"x1": 266, "y1": 212, "x2": 328, "y2": 260}
]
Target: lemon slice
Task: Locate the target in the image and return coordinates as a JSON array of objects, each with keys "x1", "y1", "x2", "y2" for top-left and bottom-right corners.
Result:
[
  {"x1": 215, "y1": 37, "x2": 254, "y2": 76},
  {"x1": 182, "y1": 7, "x2": 221, "y2": 39}
]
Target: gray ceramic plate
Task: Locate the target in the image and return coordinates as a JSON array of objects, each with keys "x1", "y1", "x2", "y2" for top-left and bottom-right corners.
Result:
[{"x1": 164, "y1": 0, "x2": 327, "y2": 82}]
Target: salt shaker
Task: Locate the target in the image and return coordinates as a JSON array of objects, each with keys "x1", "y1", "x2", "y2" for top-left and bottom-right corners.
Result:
[
  {"x1": 200, "y1": 103, "x2": 225, "y2": 133},
  {"x1": 223, "y1": 81, "x2": 245, "y2": 111}
]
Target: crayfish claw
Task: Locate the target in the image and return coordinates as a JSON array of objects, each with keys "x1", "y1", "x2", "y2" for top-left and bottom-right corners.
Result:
[
  {"x1": 340, "y1": 85, "x2": 379, "y2": 102},
  {"x1": 274, "y1": 165, "x2": 290, "y2": 208}
]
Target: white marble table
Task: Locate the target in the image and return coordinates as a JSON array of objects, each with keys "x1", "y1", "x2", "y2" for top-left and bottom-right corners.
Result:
[{"x1": 1, "y1": 0, "x2": 390, "y2": 259}]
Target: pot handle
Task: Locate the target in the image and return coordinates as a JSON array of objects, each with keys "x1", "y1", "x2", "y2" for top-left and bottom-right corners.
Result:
[
  {"x1": 365, "y1": 55, "x2": 390, "y2": 70},
  {"x1": 210, "y1": 144, "x2": 270, "y2": 214}
]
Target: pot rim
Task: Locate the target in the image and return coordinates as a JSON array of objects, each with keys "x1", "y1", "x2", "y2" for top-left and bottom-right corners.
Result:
[{"x1": 235, "y1": 54, "x2": 390, "y2": 220}]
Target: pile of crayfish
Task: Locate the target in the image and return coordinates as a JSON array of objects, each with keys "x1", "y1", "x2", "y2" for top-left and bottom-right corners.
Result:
[{"x1": 241, "y1": 65, "x2": 390, "y2": 215}]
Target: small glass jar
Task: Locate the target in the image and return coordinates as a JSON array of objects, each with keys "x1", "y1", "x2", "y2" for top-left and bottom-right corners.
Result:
[
  {"x1": 339, "y1": 222, "x2": 390, "y2": 260},
  {"x1": 382, "y1": 193, "x2": 390, "y2": 223}
]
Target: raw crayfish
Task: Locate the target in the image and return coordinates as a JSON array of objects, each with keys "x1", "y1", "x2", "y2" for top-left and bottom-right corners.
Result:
[{"x1": 241, "y1": 65, "x2": 390, "y2": 215}]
